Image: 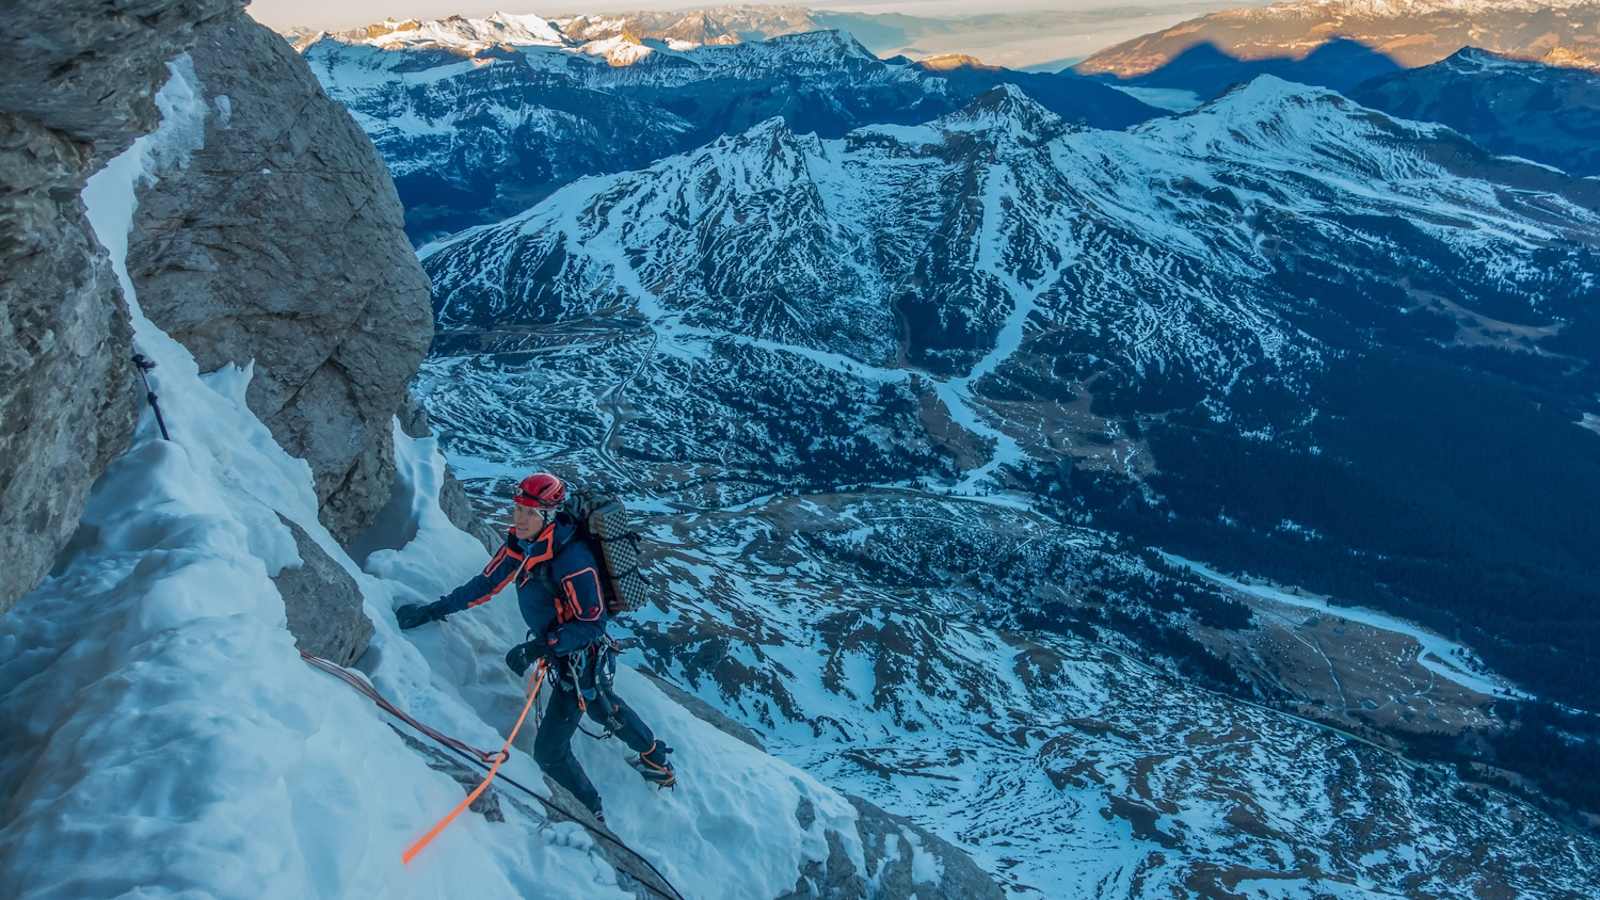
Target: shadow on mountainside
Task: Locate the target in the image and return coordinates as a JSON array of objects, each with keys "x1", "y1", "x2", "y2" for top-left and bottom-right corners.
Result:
[{"x1": 1078, "y1": 37, "x2": 1406, "y2": 99}]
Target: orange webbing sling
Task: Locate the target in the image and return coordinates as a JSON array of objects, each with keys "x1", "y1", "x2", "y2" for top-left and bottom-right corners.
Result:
[{"x1": 402, "y1": 659, "x2": 548, "y2": 864}]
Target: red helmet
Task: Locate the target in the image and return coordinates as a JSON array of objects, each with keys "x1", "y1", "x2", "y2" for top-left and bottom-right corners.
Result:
[{"x1": 514, "y1": 472, "x2": 567, "y2": 509}]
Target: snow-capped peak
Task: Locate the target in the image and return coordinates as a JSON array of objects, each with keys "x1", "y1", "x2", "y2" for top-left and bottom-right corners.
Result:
[
  {"x1": 716, "y1": 115, "x2": 825, "y2": 176},
  {"x1": 1438, "y1": 45, "x2": 1543, "y2": 72},
  {"x1": 336, "y1": 10, "x2": 569, "y2": 52},
  {"x1": 936, "y1": 83, "x2": 1066, "y2": 143},
  {"x1": 1136, "y1": 74, "x2": 1447, "y2": 171},
  {"x1": 1206, "y1": 73, "x2": 1346, "y2": 110}
]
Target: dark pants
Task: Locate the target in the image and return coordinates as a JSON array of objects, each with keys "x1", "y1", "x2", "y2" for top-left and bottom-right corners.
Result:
[{"x1": 532, "y1": 660, "x2": 656, "y2": 815}]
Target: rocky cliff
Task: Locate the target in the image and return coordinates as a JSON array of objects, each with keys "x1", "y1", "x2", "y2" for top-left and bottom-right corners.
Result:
[
  {"x1": 1, "y1": 3, "x2": 463, "y2": 656},
  {"x1": 0, "y1": 0, "x2": 245, "y2": 615},
  {"x1": 128, "y1": 13, "x2": 433, "y2": 544}
]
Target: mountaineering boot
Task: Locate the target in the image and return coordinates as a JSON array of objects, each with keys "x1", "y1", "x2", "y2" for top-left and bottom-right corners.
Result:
[{"x1": 630, "y1": 741, "x2": 676, "y2": 788}]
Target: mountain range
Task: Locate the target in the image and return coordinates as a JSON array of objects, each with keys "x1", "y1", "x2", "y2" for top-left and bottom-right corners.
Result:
[
  {"x1": 298, "y1": 12, "x2": 1160, "y2": 242},
  {"x1": 412, "y1": 77, "x2": 1600, "y2": 887},
  {"x1": 291, "y1": 5, "x2": 1600, "y2": 893}
]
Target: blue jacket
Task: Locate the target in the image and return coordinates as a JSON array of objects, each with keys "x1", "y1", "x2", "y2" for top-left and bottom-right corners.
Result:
[{"x1": 436, "y1": 514, "x2": 608, "y2": 655}]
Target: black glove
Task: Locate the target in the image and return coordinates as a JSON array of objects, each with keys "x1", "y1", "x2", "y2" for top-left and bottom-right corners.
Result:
[
  {"x1": 395, "y1": 601, "x2": 445, "y2": 630},
  {"x1": 505, "y1": 640, "x2": 543, "y2": 677}
]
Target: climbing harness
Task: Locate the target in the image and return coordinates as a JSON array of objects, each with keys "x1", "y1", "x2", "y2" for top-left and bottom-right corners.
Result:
[
  {"x1": 298, "y1": 650, "x2": 686, "y2": 900},
  {"x1": 131, "y1": 352, "x2": 171, "y2": 441},
  {"x1": 559, "y1": 643, "x2": 673, "y2": 791},
  {"x1": 544, "y1": 637, "x2": 623, "y2": 740}
]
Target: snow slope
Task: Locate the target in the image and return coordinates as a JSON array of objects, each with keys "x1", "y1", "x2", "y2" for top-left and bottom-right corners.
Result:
[
  {"x1": 0, "y1": 58, "x2": 891, "y2": 900},
  {"x1": 412, "y1": 78, "x2": 1600, "y2": 896}
]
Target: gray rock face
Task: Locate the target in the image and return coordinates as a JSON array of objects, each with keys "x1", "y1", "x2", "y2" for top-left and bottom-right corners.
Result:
[
  {"x1": 0, "y1": 0, "x2": 244, "y2": 614},
  {"x1": 270, "y1": 514, "x2": 372, "y2": 665},
  {"x1": 128, "y1": 13, "x2": 433, "y2": 544},
  {"x1": 778, "y1": 793, "x2": 1005, "y2": 899},
  {"x1": 845, "y1": 796, "x2": 1005, "y2": 900},
  {"x1": 0, "y1": 0, "x2": 242, "y2": 163}
]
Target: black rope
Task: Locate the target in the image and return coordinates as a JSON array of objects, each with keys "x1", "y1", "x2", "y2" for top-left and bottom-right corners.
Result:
[
  {"x1": 422, "y1": 720, "x2": 688, "y2": 900},
  {"x1": 303, "y1": 655, "x2": 686, "y2": 900}
]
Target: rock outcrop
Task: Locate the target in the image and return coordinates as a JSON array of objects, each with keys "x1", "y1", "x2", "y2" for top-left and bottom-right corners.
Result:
[
  {"x1": 270, "y1": 514, "x2": 371, "y2": 666},
  {"x1": 844, "y1": 796, "x2": 1004, "y2": 900},
  {"x1": 0, "y1": 0, "x2": 245, "y2": 614},
  {"x1": 127, "y1": 13, "x2": 433, "y2": 544}
]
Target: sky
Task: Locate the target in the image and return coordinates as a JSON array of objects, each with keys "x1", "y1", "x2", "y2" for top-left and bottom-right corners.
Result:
[{"x1": 246, "y1": 0, "x2": 1248, "y2": 69}]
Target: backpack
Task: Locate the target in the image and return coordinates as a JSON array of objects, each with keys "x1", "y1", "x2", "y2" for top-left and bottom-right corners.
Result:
[{"x1": 566, "y1": 489, "x2": 650, "y2": 616}]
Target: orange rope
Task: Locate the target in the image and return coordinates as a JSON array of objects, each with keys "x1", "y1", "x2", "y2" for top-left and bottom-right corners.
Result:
[{"x1": 402, "y1": 660, "x2": 547, "y2": 865}]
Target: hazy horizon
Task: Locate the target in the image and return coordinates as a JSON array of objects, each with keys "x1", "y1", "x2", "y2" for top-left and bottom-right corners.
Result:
[
  {"x1": 249, "y1": 0, "x2": 1228, "y2": 29},
  {"x1": 247, "y1": 0, "x2": 1253, "y2": 69}
]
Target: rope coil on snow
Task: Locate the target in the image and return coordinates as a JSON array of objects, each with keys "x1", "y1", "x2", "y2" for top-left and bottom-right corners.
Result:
[{"x1": 299, "y1": 651, "x2": 687, "y2": 900}]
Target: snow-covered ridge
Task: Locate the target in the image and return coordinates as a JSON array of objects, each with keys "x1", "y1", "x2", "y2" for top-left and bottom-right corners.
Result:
[
  {"x1": 0, "y1": 56, "x2": 988, "y2": 900},
  {"x1": 351, "y1": 11, "x2": 567, "y2": 51},
  {"x1": 304, "y1": 7, "x2": 869, "y2": 68},
  {"x1": 419, "y1": 70, "x2": 1599, "y2": 520}
]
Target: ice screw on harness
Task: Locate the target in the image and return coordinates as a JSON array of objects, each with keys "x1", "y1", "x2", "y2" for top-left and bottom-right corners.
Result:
[{"x1": 131, "y1": 352, "x2": 171, "y2": 441}]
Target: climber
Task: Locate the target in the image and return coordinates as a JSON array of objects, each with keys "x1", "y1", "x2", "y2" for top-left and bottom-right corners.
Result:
[{"x1": 394, "y1": 472, "x2": 676, "y2": 823}]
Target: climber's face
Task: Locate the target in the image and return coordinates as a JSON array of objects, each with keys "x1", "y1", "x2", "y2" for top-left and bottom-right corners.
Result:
[{"x1": 512, "y1": 503, "x2": 548, "y2": 540}]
